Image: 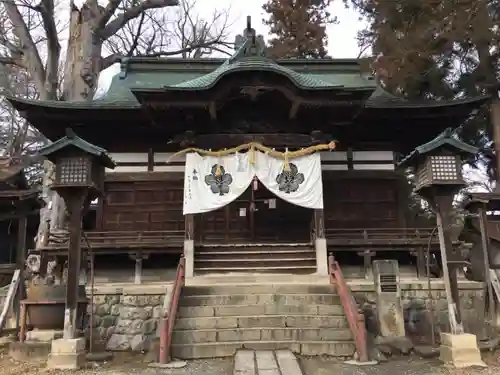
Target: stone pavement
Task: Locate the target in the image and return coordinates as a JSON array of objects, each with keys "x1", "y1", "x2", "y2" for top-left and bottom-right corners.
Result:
[{"x1": 234, "y1": 350, "x2": 303, "y2": 375}]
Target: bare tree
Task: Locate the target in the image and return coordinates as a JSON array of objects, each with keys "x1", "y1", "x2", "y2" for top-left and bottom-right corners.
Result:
[{"x1": 0, "y1": 0, "x2": 233, "y2": 247}]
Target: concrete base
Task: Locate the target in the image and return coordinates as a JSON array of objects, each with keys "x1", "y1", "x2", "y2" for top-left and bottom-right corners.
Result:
[
  {"x1": 47, "y1": 337, "x2": 86, "y2": 370},
  {"x1": 26, "y1": 329, "x2": 63, "y2": 342},
  {"x1": 315, "y1": 238, "x2": 328, "y2": 276},
  {"x1": 9, "y1": 341, "x2": 51, "y2": 363},
  {"x1": 184, "y1": 240, "x2": 194, "y2": 278},
  {"x1": 439, "y1": 333, "x2": 486, "y2": 368}
]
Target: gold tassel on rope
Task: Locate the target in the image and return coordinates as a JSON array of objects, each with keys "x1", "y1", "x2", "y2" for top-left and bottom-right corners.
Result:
[{"x1": 283, "y1": 148, "x2": 291, "y2": 172}]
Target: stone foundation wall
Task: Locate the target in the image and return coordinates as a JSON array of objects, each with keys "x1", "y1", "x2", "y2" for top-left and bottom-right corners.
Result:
[
  {"x1": 350, "y1": 280, "x2": 486, "y2": 340},
  {"x1": 88, "y1": 284, "x2": 173, "y2": 352}
]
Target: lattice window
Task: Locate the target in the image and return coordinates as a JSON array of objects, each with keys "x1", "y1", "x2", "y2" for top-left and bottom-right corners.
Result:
[
  {"x1": 59, "y1": 157, "x2": 90, "y2": 184},
  {"x1": 430, "y1": 155, "x2": 458, "y2": 180}
]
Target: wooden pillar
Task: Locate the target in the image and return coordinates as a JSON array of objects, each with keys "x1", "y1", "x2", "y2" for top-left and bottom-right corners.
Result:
[
  {"x1": 435, "y1": 193, "x2": 463, "y2": 333},
  {"x1": 14, "y1": 214, "x2": 27, "y2": 335},
  {"x1": 63, "y1": 192, "x2": 86, "y2": 339},
  {"x1": 477, "y1": 203, "x2": 495, "y2": 321},
  {"x1": 492, "y1": 97, "x2": 500, "y2": 192}
]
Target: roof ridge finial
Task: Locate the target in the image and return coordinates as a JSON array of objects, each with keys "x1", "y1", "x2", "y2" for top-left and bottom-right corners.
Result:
[{"x1": 65, "y1": 128, "x2": 76, "y2": 139}]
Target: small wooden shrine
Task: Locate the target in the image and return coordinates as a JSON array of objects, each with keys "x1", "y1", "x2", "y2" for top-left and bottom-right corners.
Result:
[{"x1": 0, "y1": 157, "x2": 41, "y2": 286}]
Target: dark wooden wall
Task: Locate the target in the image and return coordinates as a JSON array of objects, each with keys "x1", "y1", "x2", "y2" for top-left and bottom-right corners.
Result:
[
  {"x1": 101, "y1": 180, "x2": 184, "y2": 231},
  {"x1": 100, "y1": 174, "x2": 403, "y2": 239}
]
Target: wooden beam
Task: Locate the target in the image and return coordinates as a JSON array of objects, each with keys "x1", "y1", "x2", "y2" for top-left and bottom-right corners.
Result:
[
  {"x1": 177, "y1": 133, "x2": 332, "y2": 149},
  {"x1": 14, "y1": 215, "x2": 27, "y2": 335}
]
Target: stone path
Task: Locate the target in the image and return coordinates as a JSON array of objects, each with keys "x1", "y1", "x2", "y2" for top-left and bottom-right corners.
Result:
[{"x1": 234, "y1": 350, "x2": 303, "y2": 375}]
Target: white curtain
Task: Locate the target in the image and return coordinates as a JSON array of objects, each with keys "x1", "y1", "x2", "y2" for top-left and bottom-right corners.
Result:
[
  {"x1": 183, "y1": 152, "x2": 254, "y2": 215},
  {"x1": 255, "y1": 151, "x2": 324, "y2": 209}
]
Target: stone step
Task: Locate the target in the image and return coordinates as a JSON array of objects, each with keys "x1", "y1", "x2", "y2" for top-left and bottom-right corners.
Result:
[
  {"x1": 182, "y1": 284, "x2": 334, "y2": 296},
  {"x1": 195, "y1": 265, "x2": 317, "y2": 274},
  {"x1": 196, "y1": 250, "x2": 315, "y2": 261},
  {"x1": 179, "y1": 293, "x2": 341, "y2": 307},
  {"x1": 172, "y1": 327, "x2": 353, "y2": 344},
  {"x1": 177, "y1": 303, "x2": 344, "y2": 318},
  {"x1": 174, "y1": 315, "x2": 349, "y2": 330},
  {"x1": 171, "y1": 340, "x2": 356, "y2": 359},
  {"x1": 195, "y1": 258, "x2": 316, "y2": 267}
]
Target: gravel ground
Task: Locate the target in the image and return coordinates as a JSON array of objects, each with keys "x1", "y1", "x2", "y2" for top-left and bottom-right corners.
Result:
[
  {"x1": 3, "y1": 347, "x2": 500, "y2": 375},
  {"x1": 300, "y1": 352, "x2": 500, "y2": 375},
  {"x1": 0, "y1": 348, "x2": 234, "y2": 375}
]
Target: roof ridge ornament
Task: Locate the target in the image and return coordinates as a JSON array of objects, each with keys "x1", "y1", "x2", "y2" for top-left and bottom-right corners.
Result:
[{"x1": 230, "y1": 16, "x2": 266, "y2": 63}]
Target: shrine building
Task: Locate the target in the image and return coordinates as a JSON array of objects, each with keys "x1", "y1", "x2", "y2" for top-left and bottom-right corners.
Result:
[{"x1": 6, "y1": 22, "x2": 489, "y2": 281}]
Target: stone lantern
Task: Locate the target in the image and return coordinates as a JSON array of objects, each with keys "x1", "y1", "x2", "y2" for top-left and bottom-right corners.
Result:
[
  {"x1": 399, "y1": 128, "x2": 485, "y2": 367},
  {"x1": 38, "y1": 129, "x2": 115, "y2": 369}
]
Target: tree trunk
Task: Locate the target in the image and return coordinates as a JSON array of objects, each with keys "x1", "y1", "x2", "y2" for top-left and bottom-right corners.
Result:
[{"x1": 36, "y1": 0, "x2": 104, "y2": 247}]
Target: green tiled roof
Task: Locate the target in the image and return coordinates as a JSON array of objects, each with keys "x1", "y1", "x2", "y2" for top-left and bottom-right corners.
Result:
[
  {"x1": 168, "y1": 57, "x2": 342, "y2": 91},
  {"x1": 39, "y1": 129, "x2": 116, "y2": 169},
  {"x1": 398, "y1": 128, "x2": 478, "y2": 167}
]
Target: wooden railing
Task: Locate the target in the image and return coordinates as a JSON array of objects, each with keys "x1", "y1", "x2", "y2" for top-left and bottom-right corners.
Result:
[
  {"x1": 159, "y1": 255, "x2": 185, "y2": 364},
  {"x1": 328, "y1": 254, "x2": 369, "y2": 362},
  {"x1": 43, "y1": 230, "x2": 185, "y2": 250},
  {"x1": 326, "y1": 227, "x2": 440, "y2": 247}
]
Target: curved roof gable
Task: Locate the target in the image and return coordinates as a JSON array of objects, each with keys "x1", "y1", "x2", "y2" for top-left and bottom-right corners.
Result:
[{"x1": 168, "y1": 56, "x2": 342, "y2": 91}]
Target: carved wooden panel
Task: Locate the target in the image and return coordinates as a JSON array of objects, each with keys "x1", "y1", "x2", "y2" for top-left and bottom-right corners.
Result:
[
  {"x1": 102, "y1": 181, "x2": 184, "y2": 232},
  {"x1": 323, "y1": 178, "x2": 399, "y2": 229}
]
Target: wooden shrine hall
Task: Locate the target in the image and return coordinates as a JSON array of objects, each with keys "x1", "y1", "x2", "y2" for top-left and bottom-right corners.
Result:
[{"x1": 6, "y1": 20, "x2": 490, "y2": 278}]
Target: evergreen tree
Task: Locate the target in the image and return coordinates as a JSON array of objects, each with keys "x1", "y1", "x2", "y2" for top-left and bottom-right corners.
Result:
[
  {"x1": 347, "y1": 0, "x2": 499, "y2": 178},
  {"x1": 263, "y1": 0, "x2": 336, "y2": 58}
]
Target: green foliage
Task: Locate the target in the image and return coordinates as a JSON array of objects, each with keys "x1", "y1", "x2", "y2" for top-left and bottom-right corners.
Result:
[
  {"x1": 346, "y1": 0, "x2": 499, "y2": 177},
  {"x1": 262, "y1": 0, "x2": 337, "y2": 58}
]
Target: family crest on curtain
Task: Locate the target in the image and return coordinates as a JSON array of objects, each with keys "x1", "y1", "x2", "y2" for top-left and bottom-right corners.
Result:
[{"x1": 183, "y1": 151, "x2": 324, "y2": 215}]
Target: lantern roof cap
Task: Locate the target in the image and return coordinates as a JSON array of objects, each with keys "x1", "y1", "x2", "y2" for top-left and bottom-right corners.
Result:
[
  {"x1": 398, "y1": 128, "x2": 478, "y2": 168},
  {"x1": 38, "y1": 128, "x2": 116, "y2": 169}
]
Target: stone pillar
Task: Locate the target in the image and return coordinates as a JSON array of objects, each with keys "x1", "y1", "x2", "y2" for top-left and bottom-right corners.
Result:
[
  {"x1": 314, "y1": 209, "x2": 328, "y2": 275},
  {"x1": 47, "y1": 337, "x2": 86, "y2": 369},
  {"x1": 184, "y1": 214, "x2": 195, "y2": 278}
]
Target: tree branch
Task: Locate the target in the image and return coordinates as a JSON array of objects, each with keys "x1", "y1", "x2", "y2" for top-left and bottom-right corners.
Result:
[
  {"x1": 100, "y1": 0, "x2": 179, "y2": 40},
  {"x1": 34, "y1": 0, "x2": 60, "y2": 100},
  {"x1": 97, "y1": 0, "x2": 122, "y2": 30},
  {"x1": 2, "y1": 0, "x2": 47, "y2": 98}
]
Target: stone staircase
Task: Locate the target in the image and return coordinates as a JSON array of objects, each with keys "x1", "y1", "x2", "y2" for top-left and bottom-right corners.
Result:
[
  {"x1": 170, "y1": 284, "x2": 355, "y2": 359},
  {"x1": 194, "y1": 245, "x2": 316, "y2": 274}
]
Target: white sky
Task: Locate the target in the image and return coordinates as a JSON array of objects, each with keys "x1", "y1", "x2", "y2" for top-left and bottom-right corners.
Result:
[{"x1": 99, "y1": 0, "x2": 365, "y2": 89}]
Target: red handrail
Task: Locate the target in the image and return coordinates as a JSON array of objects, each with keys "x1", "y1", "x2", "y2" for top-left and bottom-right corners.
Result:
[
  {"x1": 328, "y1": 254, "x2": 368, "y2": 362},
  {"x1": 159, "y1": 256, "x2": 185, "y2": 364}
]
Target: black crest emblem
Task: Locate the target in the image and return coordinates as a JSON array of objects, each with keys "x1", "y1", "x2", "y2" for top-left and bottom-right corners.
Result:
[
  {"x1": 276, "y1": 163, "x2": 304, "y2": 194},
  {"x1": 205, "y1": 165, "x2": 233, "y2": 196}
]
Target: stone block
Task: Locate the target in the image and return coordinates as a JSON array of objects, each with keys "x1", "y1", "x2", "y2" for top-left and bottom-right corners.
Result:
[
  {"x1": 234, "y1": 350, "x2": 255, "y2": 375},
  {"x1": 439, "y1": 333, "x2": 486, "y2": 368},
  {"x1": 300, "y1": 342, "x2": 355, "y2": 357},
  {"x1": 217, "y1": 328, "x2": 262, "y2": 342},
  {"x1": 173, "y1": 329, "x2": 217, "y2": 344},
  {"x1": 47, "y1": 352, "x2": 86, "y2": 370},
  {"x1": 175, "y1": 316, "x2": 238, "y2": 330},
  {"x1": 440, "y1": 333, "x2": 478, "y2": 348},
  {"x1": 238, "y1": 316, "x2": 285, "y2": 328},
  {"x1": 26, "y1": 329, "x2": 63, "y2": 342},
  {"x1": 9, "y1": 341, "x2": 51, "y2": 363},
  {"x1": 51, "y1": 337, "x2": 86, "y2": 355},
  {"x1": 171, "y1": 343, "x2": 242, "y2": 359},
  {"x1": 216, "y1": 304, "x2": 266, "y2": 317}
]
